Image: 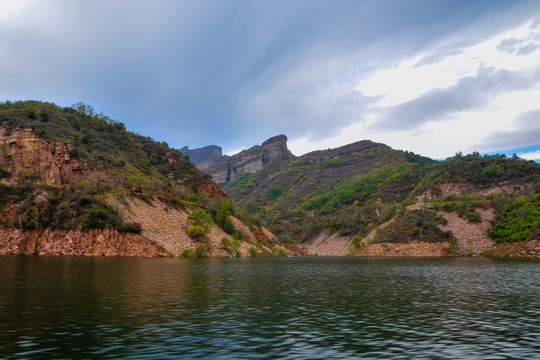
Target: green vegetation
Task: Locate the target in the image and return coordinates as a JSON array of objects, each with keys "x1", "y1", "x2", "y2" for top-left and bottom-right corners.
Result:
[
  {"x1": 248, "y1": 246, "x2": 263, "y2": 257},
  {"x1": 0, "y1": 100, "x2": 214, "y2": 199},
  {"x1": 0, "y1": 100, "x2": 229, "y2": 235},
  {"x1": 194, "y1": 243, "x2": 210, "y2": 257},
  {"x1": 187, "y1": 225, "x2": 207, "y2": 239},
  {"x1": 231, "y1": 174, "x2": 256, "y2": 190},
  {"x1": 226, "y1": 138, "x2": 539, "y2": 246},
  {"x1": 221, "y1": 236, "x2": 242, "y2": 256},
  {"x1": 180, "y1": 248, "x2": 195, "y2": 258},
  {"x1": 264, "y1": 186, "x2": 284, "y2": 200},
  {"x1": 489, "y1": 193, "x2": 540, "y2": 243},
  {"x1": 187, "y1": 209, "x2": 213, "y2": 239}
]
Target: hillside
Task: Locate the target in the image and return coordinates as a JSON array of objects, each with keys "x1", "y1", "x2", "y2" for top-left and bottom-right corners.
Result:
[
  {"x1": 209, "y1": 136, "x2": 540, "y2": 257},
  {"x1": 0, "y1": 100, "x2": 287, "y2": 257}
]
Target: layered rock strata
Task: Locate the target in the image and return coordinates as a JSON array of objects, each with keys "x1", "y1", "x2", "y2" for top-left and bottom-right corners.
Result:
[
  {"x1": 0, "y1": 227, "x2": 164, "y2": 257},
  {"x1": 181, "y1": 134, "x2": 292, "y2": 184},
  {"x1": 0, "y1": 128, "x2": 92, "y2": 187}
]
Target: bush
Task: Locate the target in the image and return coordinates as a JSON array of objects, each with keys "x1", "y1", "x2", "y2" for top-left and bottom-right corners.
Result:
[
  {"x1": 194, "y1": 243, "x2": 209, "y2": 257},
  {"x1": 187, "y1": 208, "x2": 213, "y2": 229},
  {"x1": 215, "y1": 198, "x2": 235, "y2": 234},
  {"x1": 248, "y1": 246, "x2": 263, "y2": 257},
  {"x1": 180, "y1": 248, "x2": 195, "y2": 258},
  {"x1": 221, "y1": 236, "x2": 241, "y2": 256},
  {"x1": 264, "y1": 186, "x2": 284, "y2": 201},
  {"x1": 188, "y1": 225, "x2": 206, "y2": 239},
  {"x1": 68, "y1": 148, "x2": 81, "y2": 159},
  {"x1": 352, "y1": 235, "x2": 363, "y2": 249},
  {"x1": 448, "y1": 237, "x2": 458, "y2": 254}
]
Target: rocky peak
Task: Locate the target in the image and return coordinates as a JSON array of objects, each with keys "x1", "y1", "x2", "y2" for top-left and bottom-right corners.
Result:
[
  {"x1": 185, "y1": 134, "x2": 293, "y2": 184},
  {"x1": 262, "y1": 135, "x2": 289, "y2": 165},
  {"x1": 180, "y1": 145, "x2": 223, "y2": 165}
]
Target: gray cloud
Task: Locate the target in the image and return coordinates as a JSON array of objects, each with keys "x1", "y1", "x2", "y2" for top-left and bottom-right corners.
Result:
[
  {"x1": 497, "y1": 38, "x2": 540, "y2": 55},
  {"x1": 373, "y1": 67, "x2": 540, "y2": 131},
  {"x1": 1, "y1": 0, "x2": 540, "y2": 152},
  {"x1": 477, "y1": 109, "x2": 540, "y2": 152},
  {"x1": 517, "y1": 42, "x2": 540, "y2": 55},
  {"x1": 497, "y1": 38, "x2": 520, "y2": 53}
]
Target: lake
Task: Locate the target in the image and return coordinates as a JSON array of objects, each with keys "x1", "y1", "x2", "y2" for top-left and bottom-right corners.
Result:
[{"x1": 0, "y1": 256, "x2": 539, "y2": 359}]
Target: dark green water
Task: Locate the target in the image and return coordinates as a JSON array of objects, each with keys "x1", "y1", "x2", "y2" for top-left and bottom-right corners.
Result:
[{"x1": 0, "y1": 256, "x2": 539, "y2": 359}]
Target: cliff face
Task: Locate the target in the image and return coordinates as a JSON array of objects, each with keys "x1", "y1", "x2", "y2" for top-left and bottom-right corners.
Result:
[
  {"x1": 180, "y1": 145, "x2": 223, "y2": 165},
  {"x1": 184, "y1": 135, "x2": 292, "y2": 184},
  {"x1": 0, "y1": 227, "x2": 164, "y2": 257},
  {"x1": 0, "y1": 128, "x2": 93, "y2": 187}
]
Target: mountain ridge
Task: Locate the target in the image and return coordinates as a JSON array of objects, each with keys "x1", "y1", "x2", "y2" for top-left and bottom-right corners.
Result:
[{"x1": 185, "y1": 134, "x2": 540, "y2": 258}]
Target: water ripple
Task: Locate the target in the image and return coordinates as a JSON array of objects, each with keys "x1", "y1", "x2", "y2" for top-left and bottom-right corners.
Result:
[{"x1": 0, "y1": 256, "x2": 539, "y2": 359}]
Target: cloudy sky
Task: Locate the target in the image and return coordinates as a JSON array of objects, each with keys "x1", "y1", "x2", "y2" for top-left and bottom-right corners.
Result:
[{"x1": 1, "y1": 0, "x2": 540, "y2": 160}]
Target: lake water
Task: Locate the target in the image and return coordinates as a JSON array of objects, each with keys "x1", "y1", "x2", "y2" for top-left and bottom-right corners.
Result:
[{"x1": 0, "y1": 256, "x2": 539, "y2": 359}]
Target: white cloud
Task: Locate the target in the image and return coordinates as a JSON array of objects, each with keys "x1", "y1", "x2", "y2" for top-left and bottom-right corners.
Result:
[
  {"x1": 288, "y1": 19, "x2": 540, "y2": 159},
  {"x1": 518, "y1": 150, "x2": 540, "y2": 161},
  {"x1": 355, "y1": 21, "x2": 540, "y2": 108}
]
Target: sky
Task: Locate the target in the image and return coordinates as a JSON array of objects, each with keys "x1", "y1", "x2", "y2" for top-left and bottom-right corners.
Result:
[{"x1": 1, "y1": 0, "x2": 540, "y2": 161}]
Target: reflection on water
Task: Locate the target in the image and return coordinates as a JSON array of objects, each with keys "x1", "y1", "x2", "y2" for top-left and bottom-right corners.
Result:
[{"x1": 0, "y1": 256, "x2": 539, "y2": 359}]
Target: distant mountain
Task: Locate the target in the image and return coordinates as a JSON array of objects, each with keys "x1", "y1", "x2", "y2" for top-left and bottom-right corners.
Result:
[
  {"x1": 179, "y1": 145, "x2": 224, "y2": 166},
  {"x1": 0, "y1": 101, "x2": 287, "y2": 257},
  {"x1": 201, "y1": 135, "x2": 540, "y2": 257},
  {"x1": 181, "y1": 135, "x2": 293, "y2": 184}
]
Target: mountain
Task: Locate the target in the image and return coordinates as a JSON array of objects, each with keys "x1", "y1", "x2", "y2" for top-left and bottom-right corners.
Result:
[
  {"x1": 0, "y1": 101, "x2": 287, "y2": 257},
  {"x1": 180, "y1": 135, "x2": 293, "y2": 184},
  {"x1": 191, "y1": 135, "x2": 540, "y2": 257}
]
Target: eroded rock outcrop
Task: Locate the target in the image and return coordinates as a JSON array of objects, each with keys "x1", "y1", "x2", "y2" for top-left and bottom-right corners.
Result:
[
  {"x1": 0, "y1": 127, "x2": 93, "y2": 187},
  {"x1": 180, "y1": 145, "x2": 223, "y2": 165},
  {"x1": 0, "y1": 227, "x2": 164, "y2": 257},
  {"x1": 182, "y1": 135, "x2": 293, "y2": 184}
]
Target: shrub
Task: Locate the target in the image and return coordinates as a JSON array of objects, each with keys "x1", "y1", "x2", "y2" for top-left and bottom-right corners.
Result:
[
  {"x1": 25, "y1": 219, "x2": 37, "y2": 229},
  {"x1": 68, "y1": 148, "x2": 81, "y2": 159},
  {"x1": 352, "y1": 235, "x2": 364, "y2": 249},
  {"x1": 187, "y1": 208, "x2": 213, "y2": 229},
  {"x1": 448, "y1": 237, "x2": 458, "y2": 254},
  {"x1": 215, "y1": 198, "x2": 235, "y2": 234},
  {"x1": 221, "y1": 236, "x2": 242, "y2": 256},
  {"x1": 248, "y1": 246, "x2": 263, "y2": 257},
  {"x1": 264, "y1": 186, "x2": 284, "y2": 201},
  {"x1": 194, "y1": 243, "x2": 209, "y2": 257},
  {"x1": 180, "y1": 248, "x2": 195, "y2": 258},
  {"x1": 188, "y1": 225, "x2": 206, "y2": 239}
]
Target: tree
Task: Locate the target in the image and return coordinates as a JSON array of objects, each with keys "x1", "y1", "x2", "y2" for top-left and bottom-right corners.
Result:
[
  {"x1": 187, "y1": 209, "x2": 213, "y2": 240},
  {"x1": 187, "y1": 209, "x2": 213, "y2": 229},
  {"x1": 215, "y1": 198, "x2": 235, "y2": 234}
]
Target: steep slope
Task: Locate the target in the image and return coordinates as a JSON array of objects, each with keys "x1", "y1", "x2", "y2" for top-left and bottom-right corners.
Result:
[{"x1": 0, "y1": 100, "x2": 286, "y2": 257}]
